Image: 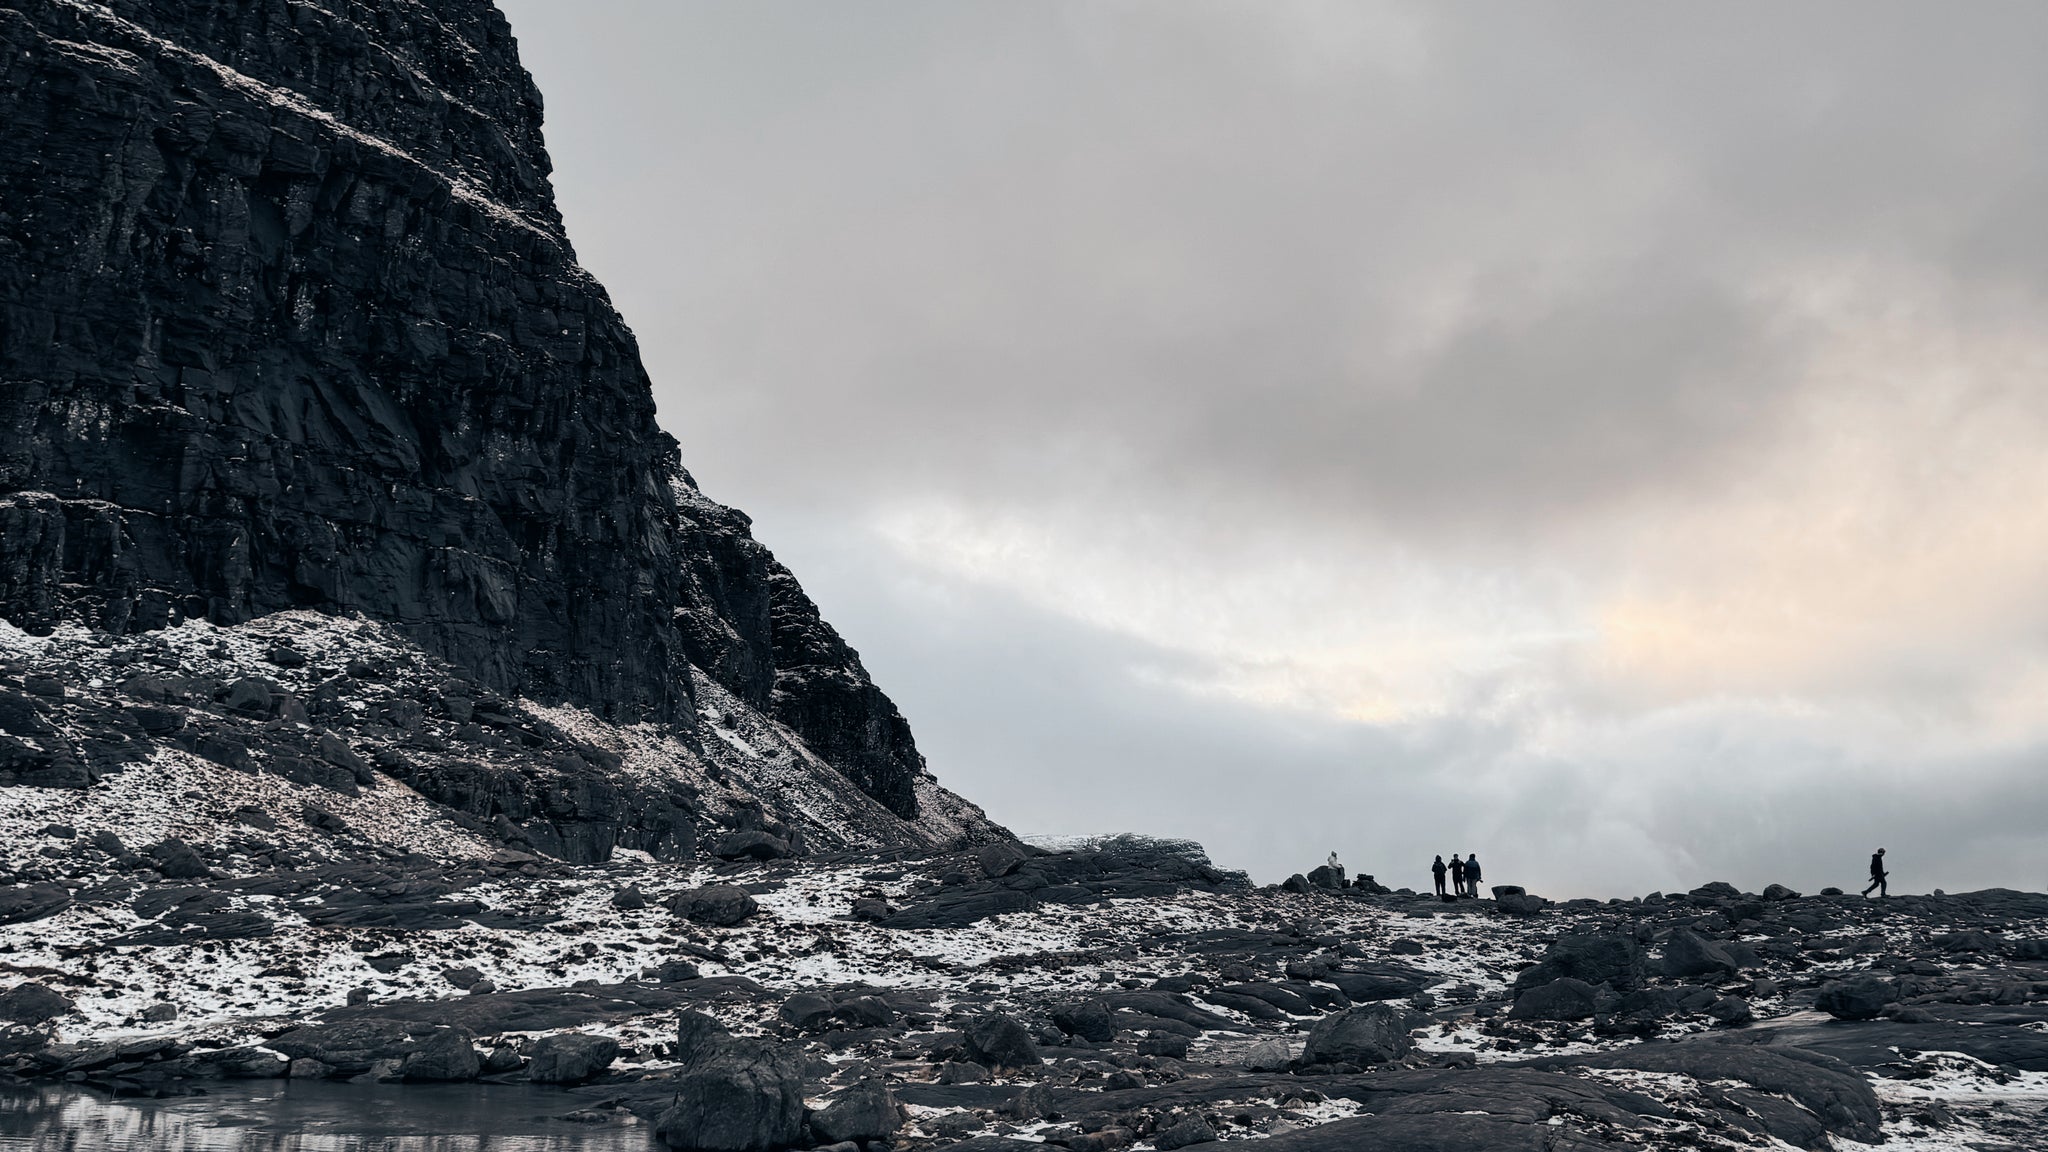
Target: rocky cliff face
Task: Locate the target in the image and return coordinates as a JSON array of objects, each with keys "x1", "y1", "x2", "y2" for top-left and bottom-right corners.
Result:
[{"x1": 0, "y1": 0, "x2": 985, "y2": 843}]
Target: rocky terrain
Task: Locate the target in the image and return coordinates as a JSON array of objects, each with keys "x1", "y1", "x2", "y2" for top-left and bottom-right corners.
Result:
[{"x1": 4, "y1": 718, "x2": 2048, "y2": 1151}]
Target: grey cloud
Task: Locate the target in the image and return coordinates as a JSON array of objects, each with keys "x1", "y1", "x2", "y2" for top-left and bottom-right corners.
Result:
[{"x1": 499, "y1": 1, "x2": 2048, "y2": 890}]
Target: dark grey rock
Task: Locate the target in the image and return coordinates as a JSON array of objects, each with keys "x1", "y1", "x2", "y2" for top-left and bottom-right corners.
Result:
[
  {"x1": 655, "y1": 1040, "x2": 806, "y2": 1152},
  {"x1": 1302, "y1": 1003, "x2": 1417, "y2": 1066},
  {"x1": 963, "y1": 1013, "x2": 1040, "y2": 1070},
  {"x1": 526, "y1": 1032, "x2": 619, "y2": 1084},
  {"x1": 710, "y1": 832, "x2": 793, "y2": 862},
  {"x1": 1815, "y1": 975, "x2": 1897, "y2": 1021},
  {"x1": 0, "y1": 884, "x2": 71, "y2": 925},
  {"x1": 810, "y1": 1077, "x2": 903, "y2": 1144},
  {"x1": 673, "y1": 886, "x2": 758, "y2": 927},
  {"x1": 0, "y1": 982, "x2": 72, "y2": 1024},
  {"x1": 1508, "y1": 977, "x2": 1599, "y2": 1021},
  {"x1": 1514, "y1": 932, "x2": 1645, "y2": 993},
  {"x1": 1661, "y1": 928, "x2": 1738, "y2": 979},
  {"x1": 675, "y1": 1009, "x2": 731, "y2": 1068}
]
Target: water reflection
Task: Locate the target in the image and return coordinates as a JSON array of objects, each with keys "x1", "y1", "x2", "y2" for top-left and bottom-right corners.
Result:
[{"x1": 0, "y1": 1081, "x2": 657, "y2": 1151}]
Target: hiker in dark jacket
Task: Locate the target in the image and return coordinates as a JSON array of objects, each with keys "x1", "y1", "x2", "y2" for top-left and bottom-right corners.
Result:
[
  {"x1": 1431, "y1": 855, "x2": 1448, "y2": 897},
  {"x1": 1464, "y1": 853, "x2": 1483, "y2": 896},
  {"x1": 1862, "y1": 848, "x2": 1888, "y2": 898},
  {"x1": 1449, "y1": 854, "x2": 1467, "y2": 898}
]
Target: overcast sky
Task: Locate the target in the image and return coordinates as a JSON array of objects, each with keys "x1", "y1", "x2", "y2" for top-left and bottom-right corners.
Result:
[{"x1": 498, "y1": 1, "x2": 2048, "y2": 896}]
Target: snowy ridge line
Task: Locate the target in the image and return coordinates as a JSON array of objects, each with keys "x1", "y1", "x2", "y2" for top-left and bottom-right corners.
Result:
[{"x1": 52, "y1": 0, "x2": 570, "y2": 251}]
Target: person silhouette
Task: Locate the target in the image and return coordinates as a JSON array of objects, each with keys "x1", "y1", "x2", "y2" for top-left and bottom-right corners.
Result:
[
  {"x1": 1464, "y1": 853, "x2": 1483, "y2": 897},
  {"x1": 1431, "y1": 855, "x2": 1448, "y2": 898},
  {"x1": 1861, "y1": 847, "x2": 1888, "y2": 898},
  {"x1": 1449, "y1": 854, "x2": 1467, "y2": 898}
]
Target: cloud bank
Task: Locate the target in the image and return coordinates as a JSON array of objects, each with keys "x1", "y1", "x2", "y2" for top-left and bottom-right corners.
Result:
[{"x1": 501, "y1": 1, "x2": 2048, "y2": 894}]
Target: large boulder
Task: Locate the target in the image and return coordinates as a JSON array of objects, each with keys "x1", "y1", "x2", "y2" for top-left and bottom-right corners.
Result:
[
  {"x1": 1508, "y1": 977, "x2": 1599, "y2": 1021},
  {"x1": 526, "y1": 1032, "x2": 619, "y2": 1084},
  {"x1": 810, "y1": 1077, "x2": 905, "y2": 1144},
  {"x1": 676, "y1": 1010, "x2": 732, "y2": 1068},
  {"x1": 672, "y1": 886, "x2": 759, "y2": 927},
  {"x1": 1301, "y1": 1003, "x2": 1416, "y2": 1066},
  {"x1": 0, "y1": 983, "x2": 72, "y2": 1024},
  {"x1": 1489, "y1": 886, "x2": 1549, "y2": 915},
  {"x1": 963, "y1": 1013, "x2": 1041, "y2": 1071},
  {"x1": 144, "y1": 838, "x2": 210, "y2": 880},
  {"x1": 1052, "y1": 999, "x2": 1117, "y2": 1042},
  {"x1": 656, "y1": 1041, "x2": 807, "y2": 1152},
  {"x1": 0, "y1": 884, "x2": 72, "y2": 926},
  {"x1": 976, "y1": 841, "x2": 1030, "y2": 878},
  {"x1": 399, "y1": 1028, "x2": 482, "y2": 1082},
  {"x1": 1815, "y1": 975, "x2": 1898, "y2": 1021},
  {"x1": 1661, "y1": 929, "x2": 1738, "y2": 979},
  {"x1": 777, "y1": 993, "x2": 836, "y2": 1033},
  {"x1": 1514, "y1": 932, "x2": 1645, "y2": 993}
]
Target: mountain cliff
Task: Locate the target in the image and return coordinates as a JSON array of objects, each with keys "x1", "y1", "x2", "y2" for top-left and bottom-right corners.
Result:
[{"x1": 0, "y1": 0, "x2": 998, "y2": 851}]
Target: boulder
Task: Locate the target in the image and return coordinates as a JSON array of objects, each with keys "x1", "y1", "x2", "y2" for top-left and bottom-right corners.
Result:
[
  {"x1": 399, "y1": 1028, "x2": 482, "y2": 1082},
  {"x1": 1761, "y1": 884, "x2": 1801, "y2": 901},
  {"x1": 778, "y1": 993, "x2": 836, "y2": 1033},
  {"x1": 0, "y1": 884, "x2": 71, "y2": 925},
  {"x1": 1301, "y1": 1003, "x2": 1416, "y2": 1066},
  {"x1": 1154, "y1": 1117, "x2": 1219, "y2": 1150},
  {"x1": 1489, "y1": 886, "x2": 1549, "y2": 915},
  {"x1": 976, "y1": 841, "x2": 1030, "y2": 879},
  {"x1": 526, "y1": 1032, "x2": 619, "y2": 1084},
  {"x1": 675, "y1": 1010, "x2": 732, "y2": 1068},
  {"x1": 710, "y1": 832, "x2": 793, "y2": 862},
  {"x1": 1816, "y1": 975, "x2": 1898, "y2": 1021},
  {"x1": 1244, "y1": 1039, "x2": 1295, "y2": 1072},
  {"x1": 1661, "y1": 929, "x2": 1738, "y2": 979},
  {"x1": 656, "y1": 1041, "x2": 807, "y2": 1152},
  {"x1": 963, "y1": 1013, "x2": 1041, "y2": 1070},
  {"x1": 611, "y1": 885, "x2": 649, "y2": 910},
  {"x1": 1513, "y1": 932, "x2": 1645, "y2": 993},
  {"x1": 1508, "y1": 977, "x2": 1599, "y2": 1021},
  {"x1": 810, "y1": 1078, "x2": 904, "y2": 1144},
  {"x1": 1052, "y1": 999, "x2": 1117, "y2": 1042},
  {"x1": 0, "y1": 983, "x2": 72, "y2": 1024},
  {"x1": 145, "y1": 838, "x2": 210, "y2": 880},
  {"x1": 1708, "y1": 995, "x2": 1754, "y2": 1026},
  {"x1": 673, "y1": 886, "x2": 758, "y2": 927}
]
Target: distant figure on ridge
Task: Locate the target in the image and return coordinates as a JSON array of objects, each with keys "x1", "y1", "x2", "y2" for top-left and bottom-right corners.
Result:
[
  {"x1": 1464, "y1": 853, "x2": 1482, "y2": 897},
  {"x1": 1327, "y1": 850, "x2": 1343, "y2": 875},
  {"x1": 1449, "y1": 854, "x2": 1467, "y2": 898},
  {"x1": 1431, "y1": 855, "x2": 1448, "y2": 898},
  {"x1": 1862, "y1": 847, "x2": 1888, "y2": 898}
]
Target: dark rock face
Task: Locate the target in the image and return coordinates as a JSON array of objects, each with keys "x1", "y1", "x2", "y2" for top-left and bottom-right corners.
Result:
[{"x1": 0, "y1": 0, "x2": 951, "y2": 824}]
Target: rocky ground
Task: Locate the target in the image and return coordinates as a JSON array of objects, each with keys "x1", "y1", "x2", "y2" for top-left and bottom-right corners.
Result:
[{"x1": 3, "y1": 619, "x2": 2048, "y2": 1151}]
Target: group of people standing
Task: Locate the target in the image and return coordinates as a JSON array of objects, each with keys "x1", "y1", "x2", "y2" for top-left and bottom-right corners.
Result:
[{"x1": 1431, "y1": 853, "x2": 1483, "y2": 898}]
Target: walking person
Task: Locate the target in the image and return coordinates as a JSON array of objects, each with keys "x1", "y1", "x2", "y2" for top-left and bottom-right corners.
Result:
[
  {"x1": 1464, "y1": 853, "x2": 1483, "y2": 898},
  {"x1": 1431, "y1": 855, "x2": 1448, "y2": 898},
  {"x1": 1861, "y1": 848, "x2": 1889, "y2": 898},
  {"x1": 1449, "y1": 854, "x2": 1467, "y2": 898}
]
